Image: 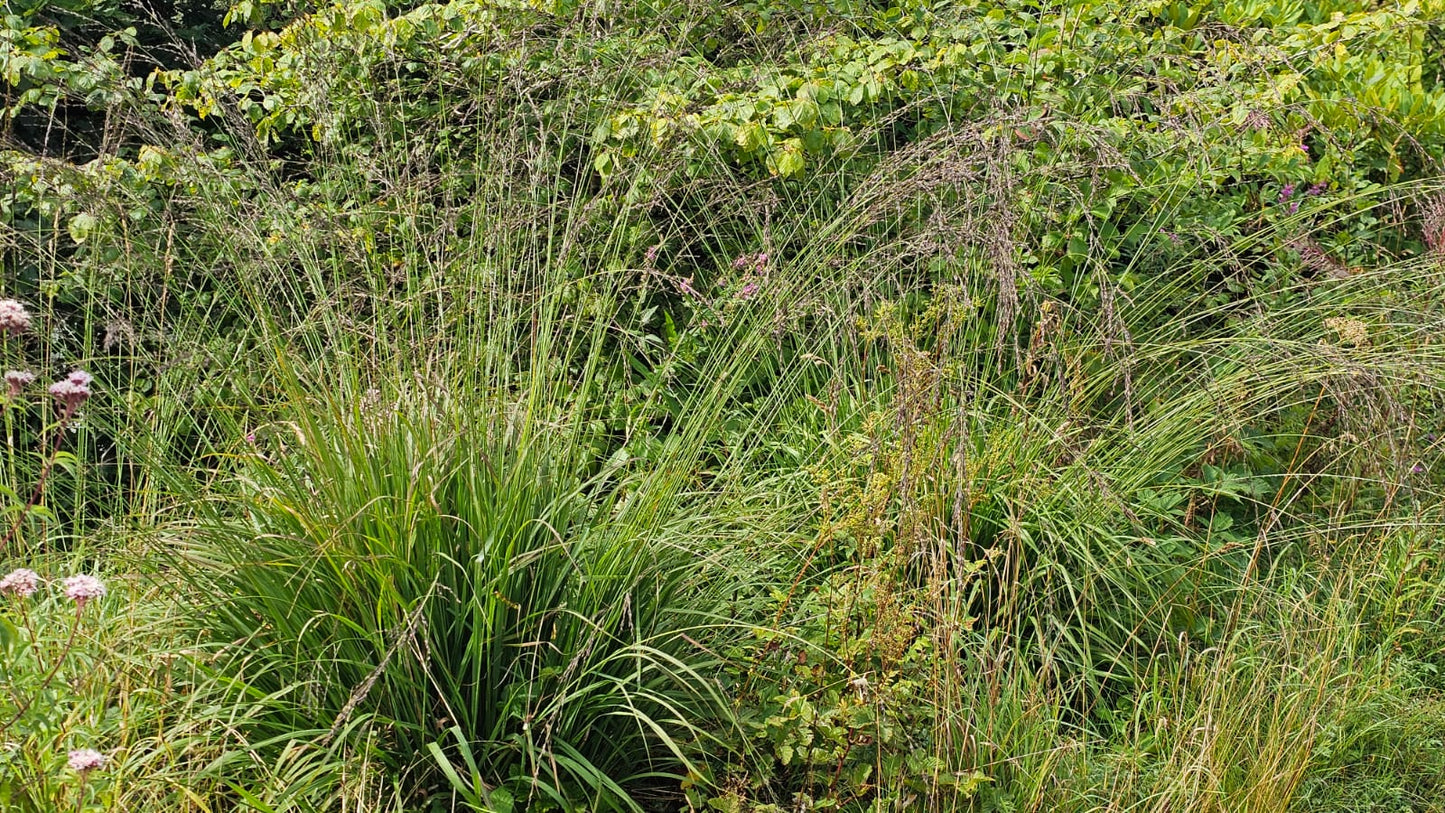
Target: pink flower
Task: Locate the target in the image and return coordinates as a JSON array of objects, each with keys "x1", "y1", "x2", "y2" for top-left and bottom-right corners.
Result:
[
  {"x1": 4, "y1": 370, "x2": 34, "y2": 398},
  {"x1": 67, "y1": 748, "x2": 107, "y2": 773},
  {"x1": 0, "y1": 568, "x2": 40, "y2": 598},
  {"x1": 49, "y1": 372, "x2": 91, "y2": 416},
  {"x1": 0, "y1": 299, "x2": 31, "y2": 337},
  {"x1": 737, "y1": 281, "x2": 760, "y2": 300},
  {"x1": 62, "y1": 574, "x2": 105, "y2": 607}
]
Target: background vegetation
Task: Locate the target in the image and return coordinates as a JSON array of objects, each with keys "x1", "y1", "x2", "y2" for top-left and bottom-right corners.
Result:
[{"x1": 4, "y1": 0, "x2": 1445, "y2": 810}]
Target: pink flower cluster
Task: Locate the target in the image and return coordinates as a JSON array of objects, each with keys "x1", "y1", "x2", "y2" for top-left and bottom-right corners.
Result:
[
  {"x1": 0, "y1": 568, "x2": 39, "y2": 598},
  {"x1": 0, "y1": 299, "x2": 31, "y2": 337},
  {"x1": 5, "y1": 369, "x2": 34, "y2": 398},
  {"x1": 49, "y1": 370, "x2": 92, "y2": 416},
  {"x1": 731, "y1": 251, "x2": 769, "y2": 275},
  {"x1": 0, "y1": 568, "x2": 105, "y2": 606},
  {"x1": 68, "y1": 748, "x2": 107, "y2": 773},
  {"x1": 62, "y1": 574, "x2": 106, "y2": 607}
]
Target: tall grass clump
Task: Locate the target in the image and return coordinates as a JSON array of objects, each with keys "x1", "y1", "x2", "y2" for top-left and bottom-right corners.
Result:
[{"x1": 182, "y1": 385, "x2": 731, "y2": 810}]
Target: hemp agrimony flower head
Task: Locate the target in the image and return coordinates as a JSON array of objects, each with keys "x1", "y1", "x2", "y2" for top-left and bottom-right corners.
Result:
[
  {"x1": 0, "y1": 299, "x2": 31, "y2": 338},
  {"x1": 4, "y1": 370, "x2": 34, "y2": 398},
  {"x1": 0, "y1": 568, "x2": 40, "y2": 598},
  {"x1": 49, "y1": 371, "x2": 92, "y2": 416},
  {"x1": 67, "y1": 748, "x2": 107, "y2": 774},
  {"x1": 62, "y1": 574, "x2": 105, "y2": 608}
]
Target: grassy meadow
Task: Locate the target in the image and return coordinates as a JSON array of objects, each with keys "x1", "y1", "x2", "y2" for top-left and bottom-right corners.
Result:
[{"x1": 4, "y1": 0, "x2": 1445, "y2": 810}]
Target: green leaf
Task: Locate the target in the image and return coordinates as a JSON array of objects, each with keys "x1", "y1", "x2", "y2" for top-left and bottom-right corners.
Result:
[{"x1": 68, "y1": 212, "x2": 98, "y2": 243}]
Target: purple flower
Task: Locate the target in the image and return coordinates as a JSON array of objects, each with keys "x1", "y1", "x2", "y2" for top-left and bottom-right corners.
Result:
[
  {"x1": 1288, "y1": 200, "x2": 1300, "y2": 214},
  {"x1": 0, "y1": 299, "x2": 31, "y2": 338},
  {"x1": 67, "y1": 749, "x2": 106, "y2": 773},
  {"x1": 1413, "y1": 463, "x2": 1426, "y2": 474},
  {"x1": 1308, "y1": 183, "x2": 1327, "y2": 196},
  {"x1": 62, "y1": 574, "x2": 105, "y2": 608},
  {"x1": 0, "y1": 568, "x2": 40, "y2": 598},
  {"x1": 1279, "y1": 183, "x2": 1296, "y2": 201},
  {"x1": 737, "y1": 281, "x2": 760, "y2": 300},
  {"x1": 676, "y1": 277, "x2": 698, "y2": 298},
  {"x1": 643, "y1": 244, "x2": 661, "y2": 265}
]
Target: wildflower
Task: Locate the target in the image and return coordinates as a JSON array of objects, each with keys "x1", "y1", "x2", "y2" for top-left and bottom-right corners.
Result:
[
  {"x1": 49, "y1": 372, "x2": 91, "y2": 416},
  {"x1": 1412, "y1": 463, "x2": 1426, "y2": 474},
  {"x1": 1244, "y1": 109, "x2": 1269, "y2": 130},
  {"x1": 676, "y1": 277, "x2": 698, "y2": 298},
  {"x1": 643, "y1": 244, "x2": 661, "y2": 266},
  {"x1": 0, "y1": 300, "x2": 30, "y2": 338},
  {"x1": 0, "y1": 568, "x2": 40, "y2": 598},
  {"x1": 4, "y1": 370, "x2": 34, "y2": 398},
  {"x1": 62, "y1": 574, "x2": 105, "y2": 608},
  {"x1": 737, "y1": 280, "x2": 760, "y2": 300},
  {"x1": 1308, "y1": 182, "x2": 1328, "y2": 196},
  {"x1": 1324, "y1": 317, "x2": 1369, "y2": 347},
  {"x1": 1279, "y1": 183, "x2": 1296, "y2": 202},
  {"x1": 67, "y1": 749, "x2": 106, "y2": 774}
]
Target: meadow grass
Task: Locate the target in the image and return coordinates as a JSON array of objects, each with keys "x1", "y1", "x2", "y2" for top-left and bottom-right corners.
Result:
[{"x1": 3, "y1": 3, "x2": 1445, "y2": 810}]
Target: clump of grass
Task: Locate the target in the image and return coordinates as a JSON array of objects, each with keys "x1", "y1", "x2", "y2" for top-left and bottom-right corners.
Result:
[{"x1": 174, "y1": 379, "x2": 743, "y2": 810}]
